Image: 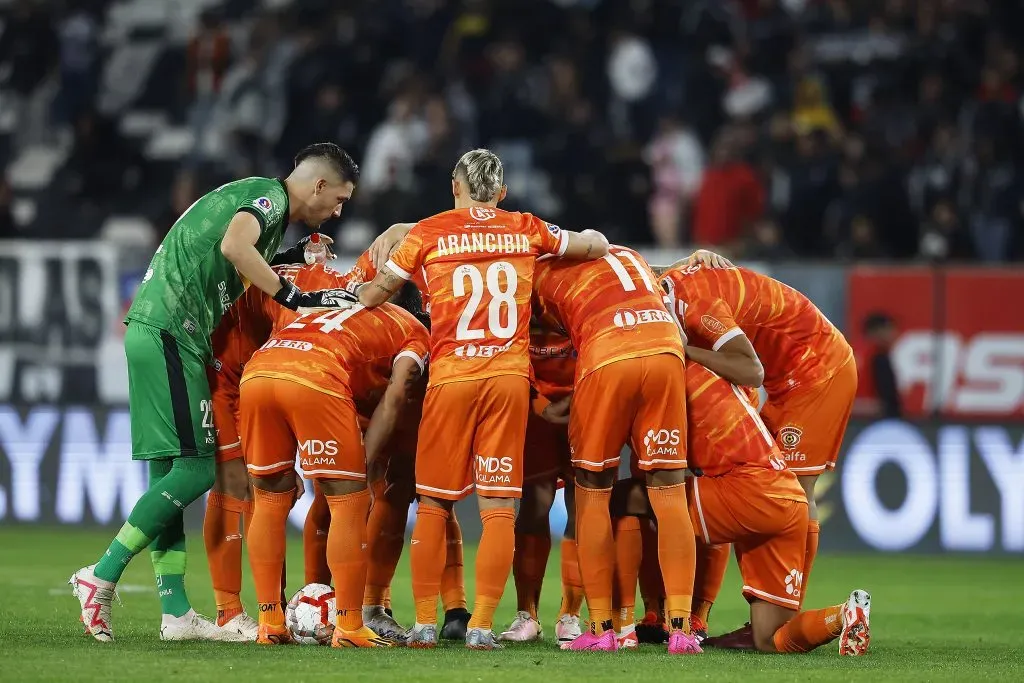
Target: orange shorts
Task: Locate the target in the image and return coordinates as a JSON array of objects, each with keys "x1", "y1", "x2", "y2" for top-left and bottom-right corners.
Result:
[
  {"x1": 524, "y1": 395, "x2": 571, "y2": 485},
  {"x1": 569, "y1": 354, "x2": 688, "y2": 473},
  {"x1": 760, "y1": 357, "x2": 857, "y2": 475},
  {"x1": 415, "y1": 375, "x2": 530, "y2": 501},
  {"x1": 688, "y1": 465, "x2": 809, "y2": 610},
  {"x1": 207, "y1": 368, "x2": 243, "y2": 464},
  {"x1": 239, "y1": 377, "x2": 366, "y2": 481}
]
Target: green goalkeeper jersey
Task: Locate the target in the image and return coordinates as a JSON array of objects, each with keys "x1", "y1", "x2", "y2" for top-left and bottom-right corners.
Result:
[{"x1": 125, "y1": 176, "x2": 289, "y2": 359}]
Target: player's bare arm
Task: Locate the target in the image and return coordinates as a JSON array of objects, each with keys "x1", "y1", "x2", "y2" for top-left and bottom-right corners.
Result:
[
  {"x1": 561, "y1": 229, "x2": 610, "y2": 260},
  {"x1": 685, "y1": 334, "x2": 765, "y2": 387},
  {"x1": 220, "y1": 212, "x2": 290, "y2": 297},
  {"x1": 651, "y1": 249, "x2": 736, "y2": 276},
  {"x1": 541, "y1": 394, "x2": 573, "y2": 424},
  {"x1": 364, "y1": 356, "x2": 422, "y2": 470},
  {"x1": 369, "y1": 223, "x2": 416, "y2": 269},
  {"x1": 357, "y1": 265, "x2": 406, "y2": 308}
]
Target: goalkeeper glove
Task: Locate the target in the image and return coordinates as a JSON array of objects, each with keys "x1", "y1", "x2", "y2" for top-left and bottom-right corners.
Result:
[{"x1": 273, "y1": 275, "x2": 359, "y2": 311}]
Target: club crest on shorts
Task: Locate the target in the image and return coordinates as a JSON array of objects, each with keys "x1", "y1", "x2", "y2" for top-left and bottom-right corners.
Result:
[{"x1": 779, "y1": 425, "x2": 803, "y2": 449}]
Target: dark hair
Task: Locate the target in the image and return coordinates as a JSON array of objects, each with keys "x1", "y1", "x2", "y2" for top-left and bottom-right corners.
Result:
[
  {"x1": 294, "y1": 143, "x2": 360, "y2": 184},
  {"x1": 393, "y1": 282, "x2": 430, "y2": 330},
  {"x1": 863, "y1": 311, "x2": 895, "y2": 335}
]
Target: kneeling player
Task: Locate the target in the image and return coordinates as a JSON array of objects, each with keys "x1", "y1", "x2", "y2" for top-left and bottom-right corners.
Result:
[
  {"x1": 615, "y1": 359, "x2": 870, "y2": 655},
  {"x1": 239, "y1": 301, "x2": 428, "y2": 646}
]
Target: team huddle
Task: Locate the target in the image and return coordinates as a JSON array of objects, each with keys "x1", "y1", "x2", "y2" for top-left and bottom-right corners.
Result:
[{"x1": 69, "y1": 144, "x2": 870, "y2": 655}]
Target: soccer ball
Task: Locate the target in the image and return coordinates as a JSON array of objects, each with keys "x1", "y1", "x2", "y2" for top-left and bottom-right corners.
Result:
[{"x1": 285, "y1": 583, "x2": 336, "y2": 645}]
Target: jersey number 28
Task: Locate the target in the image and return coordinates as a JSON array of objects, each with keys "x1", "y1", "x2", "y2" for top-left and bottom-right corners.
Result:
[{"x1": 453, "y1": 261, "x2": 518, "y2": 340}]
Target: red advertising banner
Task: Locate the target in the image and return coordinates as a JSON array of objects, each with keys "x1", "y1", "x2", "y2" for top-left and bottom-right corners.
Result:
[{"x1": 848, "y1": 266, "x2": 1024, "y2": 419}]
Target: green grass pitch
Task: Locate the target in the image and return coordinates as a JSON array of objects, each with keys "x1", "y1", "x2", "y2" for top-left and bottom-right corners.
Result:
[{"x1": 0, "y1": 528, "x2": 1020, "y2": 682}]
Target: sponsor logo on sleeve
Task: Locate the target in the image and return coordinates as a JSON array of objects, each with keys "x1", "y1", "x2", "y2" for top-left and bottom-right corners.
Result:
[
  {"x1": 253, "y1": 197, "x2": 273, "y2": 215},
  {"x1": 700, "y1": 315, "x2": 728, "y2": 337}
]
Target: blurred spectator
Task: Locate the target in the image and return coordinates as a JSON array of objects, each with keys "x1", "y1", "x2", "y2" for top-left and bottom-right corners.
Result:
[
  {"x1": 361, "y1": 94, "x2": 428, "y2": 196},
  {"x1": 836, "y1": 215, "x2": 888, "y2": 261},
  {"x1": 0, "y1": 176, "x2": 16, "y2": 238},
  {"x1": 959, "y1": 136, "x2": 1019, "y2": 262},
  {"x1": 919, "y1": 198, "x2": 973, "y2": 261},
  {"x1": 744, "y1": 216, "x2": 795, "y2": 261},
  {"x1": 0, "y1": 0, "x2": 58, "y2": 148},
  {"x1": 53, "y1": 2, "x2": 100, "y2": 126},
  {"x1": 412, "y1": 96, "x2": 463, "y2": 217},
  {"x1": 783, "y1": 129, "x2": 837, "y2": 255},
  {"x1": 791, "y1": 75, "x2": 841, "y2": 139},
  {"x1": 691, "y1": 130, "x2": 765, "y2": 248},
  {"x1": 186, "y1": 9, "x2": 231, "y2": 150},
  {"x1": 64, "y1": 110, "x2": 142, "y2": 204},
  {"x1": 644, "y1": 115, "x2": 704, "y2": 247},
  {"x1": 215, "y1": 42, "x2": 286, "y2": 176},
  {"x1": 862, "y1": 312, "x2": 902, "y2": 419},
  {"x1": 712, "y1": 48, "x2": 773, "y2": 121}
]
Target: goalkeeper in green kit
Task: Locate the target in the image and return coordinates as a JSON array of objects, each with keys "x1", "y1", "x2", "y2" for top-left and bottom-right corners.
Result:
[{"x1": 70, "y1": 143, "x2": 360, "y2": 642}]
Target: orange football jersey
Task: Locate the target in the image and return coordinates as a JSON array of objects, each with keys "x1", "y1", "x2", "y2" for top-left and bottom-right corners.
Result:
[
  {"x1": 209, "y1": 263, "x2": 349, "y2": 389},
  {"x1": 686, "y1": 363, "x2": 804, "y2": 502},
  {"x1": 385, "y1": 207, "x2": 568, "y2": 386},
  {"x1": 241, "y1": 303, "x2": 430, "y2": 401},
  {"x1": 529, "y1": 326, "x2": 577, "y2": 401},
  {"x1": 533, "y1": 246, "x2": 685, "y2": 383},
  {"x1": 343, "y1": 249, "x2": 430, "y2": 307},
  {"x1": 662, "y1": 264, "x2": 853, "y2": 397}
]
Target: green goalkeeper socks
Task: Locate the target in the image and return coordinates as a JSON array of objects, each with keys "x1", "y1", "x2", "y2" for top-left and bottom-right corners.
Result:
[
  {"x1": 153, "y1": 549, "x2": 190, "y2": 617},
  {"x1": 92, "y1": 457, "x2": 215, "y2": 586}
]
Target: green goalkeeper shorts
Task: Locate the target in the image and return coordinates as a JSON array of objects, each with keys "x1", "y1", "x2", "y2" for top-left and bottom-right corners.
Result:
[{"x1": 124, "y1": 321, "x2": 216, "y2": 460}]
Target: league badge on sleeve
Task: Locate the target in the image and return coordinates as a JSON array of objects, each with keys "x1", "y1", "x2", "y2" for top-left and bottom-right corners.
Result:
[
  {"x1": 253, "y1": 197, "x2": 273, "y2": 215},
  {"x1": 546, "y1": 222, "x2": 561, "y2": 237}
]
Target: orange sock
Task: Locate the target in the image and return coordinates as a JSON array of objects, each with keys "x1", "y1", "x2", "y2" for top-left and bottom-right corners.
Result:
[
  {"x1": 325, "y1": 489, "x2": 372, "y2": 632},
  {"x1": 692, "y1": 542, "x2": 729, "y2": 624},
  {"x1": 247, "y1": 488, "x2": 293, "y2": 627},
  {"x1": 204, "y1": 491, "x2": 245, "y2": 614},
  {"x1": 442, "y1": 513, "x2": 467, "y2": 611},
  {"x1": 513, "y1": 532, "x2": 551, "y2": 619},
  {"x1": 801, "y1": 519, "x2": 820, "y2": 607},
  {"x1": 410, "y1": 504, "x2": 449, "y2": 625},
  {"x1": 242, "y1": 499, "x2": 254, "y2": 540},
  {"x1": 613, "y1": 516, "x2": 642, "y2": 630},
  {"x1": 575, "y1": 485, "x2": 614, "y2": 632},
  {"x1": 772, "y1": 604, "x2": 843, "y2": 653},
  {"x1": 304, "y1": 486, "x2": 331, "y2": 586},
  {"x1": 364, "y1": 479, "x2": 408, "y2": 607},
  {"x1": 638, "y1": 520, "x2": 665, "y2": 617},
  {"x1": 559, "y1": 538, "x2": 583, "y2": 617},
  {"x1": 646, "y1": 484, "x2": 695, "y2": 632},
  {"x1": 468, "y1": 507, "x2": 516, "y2": 630}
]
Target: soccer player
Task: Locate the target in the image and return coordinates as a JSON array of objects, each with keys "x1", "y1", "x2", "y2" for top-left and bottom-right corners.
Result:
[
  {"x1": 203, "y1": 259, "x2": 350, "y2": 638},
  {"x1": 660, "y1": 255, "x2": 856, "y2": 634},
  {"x1": 611, "y1": 352, "x2": 871, "y2": 656},
  {"x1": 239, "y1": 298, "x2": 429, "y2": 646},
  {"x1": 499, "y1": 324, "x2": 580, "y2": 644},
  {"x1": 531, "y1": 246, "x2": 701, "y2": 654},
  {"x1": 70, "y1": 143, "x2": 360, "y2": 642},
  {"x1": 355, "y1": 149, "x2": 608, "y2": 649},
  {"x1": 341, "y1": 249, "x2": 472, "y2": 642}
]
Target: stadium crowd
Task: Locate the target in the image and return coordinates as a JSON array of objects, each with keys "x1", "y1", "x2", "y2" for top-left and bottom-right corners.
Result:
[{"x1": 1, "y1": 0, "x2": 1022, "y2": 261}]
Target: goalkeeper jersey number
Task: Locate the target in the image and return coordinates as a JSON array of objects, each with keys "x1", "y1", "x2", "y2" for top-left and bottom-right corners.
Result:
[{"x1": 125, "y1": 176, "x2": 289, "y2": 359}]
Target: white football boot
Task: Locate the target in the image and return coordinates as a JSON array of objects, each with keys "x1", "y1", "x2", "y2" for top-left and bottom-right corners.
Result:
[
  {"x1": 219, "y1": 611, "x2": 259, "y2": 641},
  {"x1": 499, "y1": 611, "x2": 543, "y2": 642},
  {"x1": 160, "y1": 610, "x2": 251, "y2": 642},
  {"x1": 554, "y1": 614, "x2": 582, "y2": 646},
  {"x1": 839, "y1": 590, "x2": 872, "y2": 656},
  {"x1": 69, "y1": 565, "x2": 118, "y2": 642}
]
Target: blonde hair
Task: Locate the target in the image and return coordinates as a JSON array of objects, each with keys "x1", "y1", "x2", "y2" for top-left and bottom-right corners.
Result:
[{"x1": 453, "y1": 149, "x2": 503, "y2": 202}]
